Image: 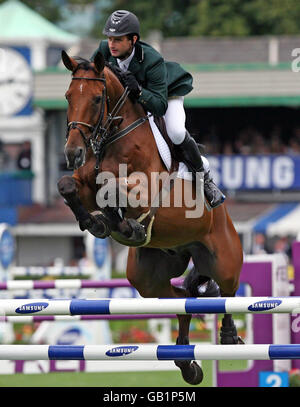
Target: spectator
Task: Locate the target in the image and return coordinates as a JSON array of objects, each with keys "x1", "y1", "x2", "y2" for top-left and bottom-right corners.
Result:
[
  {"x1": 287, "y1": 137, "x2": 300, "y2": 155},
  {"x1": 0, "y1": 139, "x2": 10, "y2": 170},
  {"x1": 269, "y1": 134, "x2": 285, "y2": 154},
  {"x1": 252, "y1": 233, "x2": 267, "y2": 254},
  {"x1": 222, "y1": 141, "x2": 234, "y2": 155},
  {"x1": 16, "y1": 141, "x2": 31, "y2": 170},
  {"x1": 273, "y1": 236, "x2": 290, "y2": 256}
]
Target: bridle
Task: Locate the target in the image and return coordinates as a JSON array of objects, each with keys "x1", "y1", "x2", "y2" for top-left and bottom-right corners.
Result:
[
  {"x1": 66, "y1": 72, "x2": 150, "y2": 171},
  {"x1": 66, "y1": 75, "x2": 108, "y2": 151}
]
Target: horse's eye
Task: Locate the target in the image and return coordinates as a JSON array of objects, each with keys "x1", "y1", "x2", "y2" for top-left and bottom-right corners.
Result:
[{"x1": 94, "y1": 96, "x2": 102, "y2": 104}]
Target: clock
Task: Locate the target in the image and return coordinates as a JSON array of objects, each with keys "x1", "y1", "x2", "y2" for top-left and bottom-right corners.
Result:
[{"x1": 0, "y1": 47, "x2": 33, "y2": 116}]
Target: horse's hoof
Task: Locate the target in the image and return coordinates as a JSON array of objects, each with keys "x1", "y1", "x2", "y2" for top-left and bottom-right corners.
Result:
[
  {"x1": 175, "y1": 360, "x2": 203, "y2": 385},
  {"x1": 126, "y1": 219, "x2": 147, "y2": 243},
  {"x1": 111, "y1": 219, "x2": 147, "y2": 247},
  {"x1": 197, "y1": 279, "x2": 220, "y2": 297},
  {"x1": 79, "y1": 216, "x2": 93, "y2": 232},
  {"x1": 82, "y1": 212, "x2": 111, "y2": 238}
]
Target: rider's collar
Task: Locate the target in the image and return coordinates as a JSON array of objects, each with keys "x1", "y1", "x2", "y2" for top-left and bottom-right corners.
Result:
[
  {"x1": 134, "y1": 41, "x2": 144, "y2": 63},
  {"x1": 117, "y1": 47, "x2": 135, "y2": 71}
]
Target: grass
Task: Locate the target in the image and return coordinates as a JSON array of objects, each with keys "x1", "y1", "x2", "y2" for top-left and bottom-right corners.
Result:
[
  {"x1": 0, "y1": 367, "x2": 209, "y2": 387},
  {"x1": 0, "y1": 360, "x2": 250, "y2": 387}
]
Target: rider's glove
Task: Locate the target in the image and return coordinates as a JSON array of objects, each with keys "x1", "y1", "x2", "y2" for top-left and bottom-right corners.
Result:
[{"x1": 121, "y1": 71, "x2": 142, "y2": 99}]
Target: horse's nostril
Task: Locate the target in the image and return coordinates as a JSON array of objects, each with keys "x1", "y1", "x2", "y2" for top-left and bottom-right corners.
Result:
[{"x1": 75, "y1": 147, "x2": 83, "y2": 157}]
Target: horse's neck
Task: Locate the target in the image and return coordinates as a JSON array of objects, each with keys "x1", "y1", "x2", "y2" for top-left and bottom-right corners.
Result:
[{"x1": 105, "y1": 69, "x2": 164, "y2": 173}]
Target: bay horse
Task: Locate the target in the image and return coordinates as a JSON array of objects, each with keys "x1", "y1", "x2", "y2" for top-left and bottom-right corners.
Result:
[{"x1": 58, "y1": 50, "x2": 244, "y2": 385}]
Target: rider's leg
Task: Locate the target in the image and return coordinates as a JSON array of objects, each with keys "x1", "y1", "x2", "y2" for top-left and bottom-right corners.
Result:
[{"x1": 164, "y1": 97, "x2": 225, "y2": 209}]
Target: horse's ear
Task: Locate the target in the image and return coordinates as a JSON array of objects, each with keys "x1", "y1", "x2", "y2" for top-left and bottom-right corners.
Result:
[
  {"x1": 93, "y1": 51, "x2": 105, "y2": 74},
  {"x1": 61, "y1": 50, "x2": 78, "y2": 72}
]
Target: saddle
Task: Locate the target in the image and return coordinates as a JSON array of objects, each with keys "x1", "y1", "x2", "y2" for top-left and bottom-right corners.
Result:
[
  {"x1": 152, "y1": 115, "x2": 205, "y2": 175},
  {"x1": 153, "y1": 115, "x2": 179, "y2": 174}
]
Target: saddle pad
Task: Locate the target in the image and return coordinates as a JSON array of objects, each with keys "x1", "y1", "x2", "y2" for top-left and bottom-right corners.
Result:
[{"x1": 148, "y1": 115, "x2": 193, "y2": 181}]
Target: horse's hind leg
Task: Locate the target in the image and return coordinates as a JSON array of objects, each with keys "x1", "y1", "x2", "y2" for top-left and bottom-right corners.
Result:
[
  {"x1": 215, "y1": 249, "x2": 244, "y2": 344},
  {"x1": 175, "y1": 313, "x2": 203, "y2": 385},
  {"x1": 220, "y1": 290, "x2": 245, "y2": 345},
  {"x1": 126, "y1": 247, "x2": 203, "y2": 385},
  {"x1": 189, "y1": 210, "x2": 244, "y2": 345}
]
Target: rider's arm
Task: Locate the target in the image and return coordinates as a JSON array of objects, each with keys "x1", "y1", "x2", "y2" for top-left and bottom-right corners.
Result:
[{"x1": 137, "y1": 60, "x2": 168, "y2": 117}]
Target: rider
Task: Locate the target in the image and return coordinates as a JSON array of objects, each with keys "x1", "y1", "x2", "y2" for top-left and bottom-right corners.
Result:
[{"x1": 92, "y1": 10, "x2": 225, "y2": 209}]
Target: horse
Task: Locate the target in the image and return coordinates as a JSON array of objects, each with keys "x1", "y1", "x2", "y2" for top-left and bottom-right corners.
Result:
[{"x1": 57, "y1": 50, "x2": 244, "y2": 385}]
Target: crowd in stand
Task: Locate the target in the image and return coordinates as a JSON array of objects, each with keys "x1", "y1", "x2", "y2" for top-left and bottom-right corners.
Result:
[{"x1": 199, "y1": 125, "x2": 300, "y2": 155}]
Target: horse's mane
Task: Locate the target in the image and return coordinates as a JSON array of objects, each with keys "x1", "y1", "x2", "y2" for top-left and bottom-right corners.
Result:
[
  {"x1": 72, "y1": 56, "x2": 125, "y2": 87},
  {"x1": 73, "y1": 57, "x2": 96, "y2": 73},
  {"x1": 104, "y1": 62, "x2": 125, "y2": 84}
]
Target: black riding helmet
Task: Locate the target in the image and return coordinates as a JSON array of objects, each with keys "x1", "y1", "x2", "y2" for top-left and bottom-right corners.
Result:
[{"x1": 103, "y1": 10, "x2": 140, "y2": 39}]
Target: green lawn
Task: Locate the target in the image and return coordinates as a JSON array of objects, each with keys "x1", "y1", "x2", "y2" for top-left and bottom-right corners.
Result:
[{"x1": 0, "y1": 360, "x2": 249, "y2": 387}]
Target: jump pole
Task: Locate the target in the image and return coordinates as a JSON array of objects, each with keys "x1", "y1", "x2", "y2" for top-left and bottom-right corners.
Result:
[
  {"x1": 0, "y1": 297, "x2": 300, "y2": 316},
  {"x1": 0, "y1": 344, "x2": 299, "y2": 361},
  {"x1": 0, "y1": 277, "x2": 183, "y2": 291},
  {"x1": 0, "y1": 314, "x2": 182, "y2": 323}
]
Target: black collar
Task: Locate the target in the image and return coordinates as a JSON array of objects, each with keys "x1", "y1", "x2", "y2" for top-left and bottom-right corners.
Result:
[{"x1": 134, "y1": 41, "x2": 144, "y2": 63}]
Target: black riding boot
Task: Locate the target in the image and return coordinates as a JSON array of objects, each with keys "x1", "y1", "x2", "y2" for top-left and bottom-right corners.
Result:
[{"x1": 176, "y1": 132, "x2": 225, "y2": 209}]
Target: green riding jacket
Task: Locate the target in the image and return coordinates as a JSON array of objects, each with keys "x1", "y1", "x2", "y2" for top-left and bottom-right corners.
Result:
[{"x1": 91, "y1": 40, "x2": 193, "y2": 117}]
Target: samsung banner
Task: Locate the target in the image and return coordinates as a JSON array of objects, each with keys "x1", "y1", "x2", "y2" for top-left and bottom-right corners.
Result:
[{"x1": 208, "y1": 155, "x2": 300, "y2": 190}]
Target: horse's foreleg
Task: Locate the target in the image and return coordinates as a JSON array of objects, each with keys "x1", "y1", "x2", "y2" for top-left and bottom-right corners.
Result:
[{"x1": 57, "y1": 175, "x2": 110, "y2": 238}]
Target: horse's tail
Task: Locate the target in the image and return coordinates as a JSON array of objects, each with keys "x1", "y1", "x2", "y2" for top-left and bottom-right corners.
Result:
[{"x1": 182, "y1": 267, "x2": 221, "y2": 298}]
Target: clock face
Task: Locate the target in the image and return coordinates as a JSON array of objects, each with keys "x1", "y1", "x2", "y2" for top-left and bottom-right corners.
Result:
[{"x1": 0, "y1": 48, "x2": 33, "y2": 116}]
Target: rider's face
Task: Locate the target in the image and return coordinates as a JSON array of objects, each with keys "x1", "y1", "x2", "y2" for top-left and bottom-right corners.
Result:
[{"x1": 107, "y1": 35, "x2": 136, "y2": 60}]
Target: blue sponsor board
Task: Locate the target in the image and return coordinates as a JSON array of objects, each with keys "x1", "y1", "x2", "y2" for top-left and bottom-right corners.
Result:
[
  {"x1": 208, "y1": 155, "x2": 300, "y2": 190},
  {"x1": 93, "y1": 238, "x2": 108, "y2": 268},
  {"x1": 259, "y1": 371, "x2": 289, "y2": 387},
  {"x1": 0, "y1": 227, "x2": 15, "y2": 269}
]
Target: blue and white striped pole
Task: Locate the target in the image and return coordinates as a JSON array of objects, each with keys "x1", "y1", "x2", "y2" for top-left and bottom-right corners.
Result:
[
  {"x1": 0, "y1": 297, "x2": 300, "y2": 316},
  {"x1": 0, "y1": 277, "x2": 183, "y2": 291},
  {"x1": 0, "y1": 344, "x2": 299, "y2": 360}
]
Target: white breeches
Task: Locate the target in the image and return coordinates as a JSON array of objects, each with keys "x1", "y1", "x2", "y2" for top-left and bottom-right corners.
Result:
[
  {"x1": 164, "y1": 96, "x2": 209, "y2": 173},
  {"x1": 164, "y1": 96, "x2": 186, "y2": 145}
]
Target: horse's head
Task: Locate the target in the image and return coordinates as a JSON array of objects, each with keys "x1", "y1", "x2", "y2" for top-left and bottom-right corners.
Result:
[{"x1": 62, "y1": 50, "x2": 106, "y2": 169}]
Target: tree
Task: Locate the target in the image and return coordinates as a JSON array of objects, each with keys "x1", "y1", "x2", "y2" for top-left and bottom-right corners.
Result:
[
  {"x1": 4, "y1": 0, "x2": 300, "y2": 38},
  {"x1": 94, "y1": 0, "x2": 300, "y2": 38},
  {"x1": 187, "y1": 0, "x2": 300, "y2": 36},
  {"x1": 91, "y1": 0, "x2": 197, "y2": 38}
]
